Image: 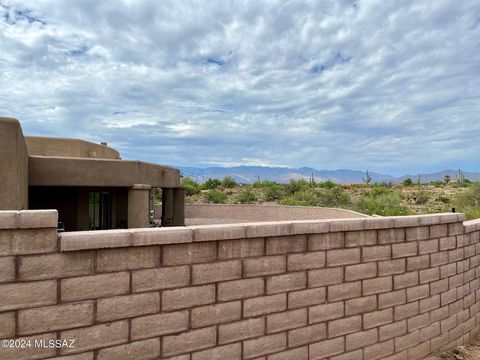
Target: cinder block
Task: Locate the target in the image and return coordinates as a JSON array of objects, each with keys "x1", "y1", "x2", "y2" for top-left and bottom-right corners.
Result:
[
  {"x1": 420, "y1": 295, "x2": 440, "y2": 314},
  {"x1": 266, "y1": 235, "x2": 307, "y2": 255},
  {"x1": 288, "y1": 323, "x2": 326, "y2": 347},
  {"x1": 448, "y1": 222, "x2": 464, "y2": 236},
  {"x1": 243, "y1": 255, "x2": 286, "y2": 277},
  {"x1": 363, "y1": 276, "x2": 392, "y2": 295},
  {"x1": 378, "y1": 259, "x2": 405, "y2": 276},
  {"x1": 60, "y1": 229, "x2": 131, "y2": 251},
  {"x1": 378, "y1": 228, "x2": 405, "y2": 244},
  {"x1": 162, "y1": 327, "x2": 216, "y2": 357},
  {"x1": 218, "y1": 238, "x2": 264, "y2": 259},
  {"x1": 60, "y1": 321, "x2": 128, "y2": 355},
  {"x1": 419, "y1": 239, "x2": 439, "y2": 254},
  {"x1": 379, "y1": 320, "x2": 407, "y2": 341},
  {"x1": 407, "y1": 284, "x2": 429, "y2": 302},
  {"x1": 379, "y1": 289, "x2": 406, "y2": 309},
  {"x1": 405, "y1": 226, "x2": 429, "y2": 241},
  {"x1": 345, "y1": 263, "x2": 377, "y2": 281},
  {"x1": 132, "y1": 227, "x2": 192, "y2": 246},
  {"x1": 268, "y1": 346, "x2": 308, "y2": 360},
  {"x1": 0, "y1": 312, "x2": 15, "y2": 338},
  {"x1": 392, "y1": 242, "x2": 417, "y2": 258},
  {"x1": 193, "y1": 224, "x2": 245, "y2": 241},
  {"x1": 0, "y1": 280, "x2": 57, "y2": 311},
  {"x1": 346, "y1": 328, "x2": 377, "y2": 350},
  {"x1": 394, "y1": 271, "x2": 419, "y2": 290},
  {"x1": 395, "y1": 330, "x2": 421, "y2": 352},
  {"x1": 96, "y1": 292, "x2": 160, "y2": 322},
  {"x1": 287, "y1": 251, "x2": 325, "y2": 271},
  {"x1": 440, "y1": 263, "x2": 456, "y2": 279},
  {"x1": 363, "y1": 245, "x2": 392, "y2": 262},
  {"x1": 131, "y1": 311, "x2": 188, "y2": 340},
  {"x1": 406, "y1": 255, "x2": 430, "y2": 271},
  {"x1": 288, "y1": 287, "x2": 326, "y2": 309},
  {"x1": 407, "y1": 340, "x2": 430, "y2": 359},
  {"x1": 309, "y1": 232, "x2": 344, "y2": 250},
  {"x1": 430, "y1": 224, "x2": 448, "y2": 238},
  {"x1": 309, "y1": 337, "x2": 344, "y2": 359},
  {"x1": 439, "y1": 237, "x2": 456, "y2": 251},
  {"x1": 218, "y1": 278, "x2": 264, "y2": 301},
  {"x1": 61, "y1": 272, "x2": 130, "y2": 301},
  {"x1": 219, "y1": 318, "x2": 264, "y2": 344},
  {"x1": 97, "y1": 338, "x2": 160, "y2": 360},
  {"x1": 345, "y1": 230, "x2": 377, "y2": 247},
  {"x1": 96, "y1": 246, "x2": 160, "y2": 272},
  {"x1": 243, "y1": 294, "x2": 286, "y2": 318},
  {"x1": 394, "y1": 302, "x2": 419, "y2": 321},
  {"x1": 267, "y1": 308, "x2": 307, "y2": 333},
  {"x1": 345, "y1": 295, "x2": 377, "y2": 316},
  {"x1": 17, "y1": 210, "x2": 58, "y2": 229},
  {"x1": 192, "y1": 260, "x2": 241, "y2": 285},
  {"x1": 0, "y1": 256, "x2": 15, "y2": 283},
  {"x1": 309, "y1": 302, "x2": 344, "y2": 323},
  {"x1": 0, "y1": 229, "x2": 57, "y2": 255},
  {"x1": 19, "y1": 252, "x2": 94, "y2": 280},
  {"x1": 132, "y1": 265, "x2": 189, "y2": 292},
  {"x1": 430, "y1": 279, "x2": 448, "y2": 296},
  {"x1": 407, "y1": 312, "x2": 430, "y2": 332},
  {"x1": 363, "y1": 309, "x2": 393, "y2": 329},
  {"x1": 18, "y1": 302, "x2": 93, "y2": 335},
  {"x1": 192, "y1": 301, "x2": 241, "y2": 328},
  {"x1": 431, "y1": 251, "x2": 449, "y2": 267},
  {"x1": 245, "y1": 222, "x2": 291, "y2": 238},
  {"x1": 363, "y1": 339, "x2": 394, "y2": 360},
  {"x1": 243, "y1": 333, "x2": 286, "y2": 359},
  {"x1": 0, "y1": 211, "x2": 17, "y2": 229},
  {"x1": 266, "y1": 272, "x2": 306, "y2": 294},
  {"x1": 329, "y1": 219, "x2": 363, "y2": 232},
  {"x1": 328, "y1": 281, "x2": 361, "y2": 301},
  {"x1": 328, "y1": 315, "x2": 361, "y2": 338},
  {"x1": 326, "y1": 248, "x2": 360, "y2": 267},
  {"x1": 162, "y1": 242, "x2": 216, "y2": 266},
  {"x1": 192, "y1": 343, "x2": 241, "y2": 360},
  {"x1": 162, "y1": 285, "x2": 215, "y2": 311},
  {"x1": 309, "y1": 267, "x2": 344, "y2": 287},
  {"x1": 364, "y1": 217, "x2": 394, "y2": 230},
  {"x1": 291, "y1": 220, "x2": 329, "y2": 235}
]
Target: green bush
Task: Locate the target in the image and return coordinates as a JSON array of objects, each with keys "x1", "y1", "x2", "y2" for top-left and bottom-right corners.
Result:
[
  {"x1": 205, "y1": 190, "x2": 227, "y2": 204},
  {"x1": 253, "y1": 180, "x2": 278, "y2": 188},
  {"x1": 318, "y1": 180, "x2": 337, "y2": 189},
  {"x1": 355, "y1": 187, "x2": 409, "y2": 216},
  {"x1": 454, "y1": 182, "x2": 480, "y2": 219},
  {"x1": 181, "y1": 177, "x2": 201, "y2": 196},
  {"x1": 202, "y1": 178, "x2": 222, "y2": 190},
  {"x1": 264, "y1": 185, "x2": 283, "y2": 201},
  {"x1": 222, "y1": 176, "x2": 238, "y2": 188},
  {"x1": 284, "y1": 179, "x2": 308, "y2": 194},
  {"x1": 430, "y1": 180, "x2": 443, "y2": 188},
  {"x1": 403, "y1": 178, "x2": 413, "y2": 186},
  {"x1": 236, "y1": 188, "x2": 257, "y2": 203},
  {"x1": 414, "y1": 191, "x2": 430, "y2": 205},
  {"x1": 278, "y1": 187, "x2": 350, "y2": 208},
  {"x1": 437, "y1": 195, "x2": 450, "y2": 204}
]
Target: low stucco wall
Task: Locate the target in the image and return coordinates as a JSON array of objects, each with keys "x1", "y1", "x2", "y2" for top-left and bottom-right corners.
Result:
[
  {"x1": 155, "y1": 203, "x2": 368, "y2": 225},
  {"x1": 1, "y1": 210, "x2": 479, "y2": 359}
]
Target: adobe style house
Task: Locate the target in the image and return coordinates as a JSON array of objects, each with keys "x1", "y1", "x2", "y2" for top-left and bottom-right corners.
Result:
[{"x1": 0, "y1": 117, "x2": 184, "y2": 231}]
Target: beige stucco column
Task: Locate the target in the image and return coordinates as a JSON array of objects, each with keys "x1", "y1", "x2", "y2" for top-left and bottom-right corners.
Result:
[{"x1": 128, "y1": 184, "x2": 151, "y2": 228}]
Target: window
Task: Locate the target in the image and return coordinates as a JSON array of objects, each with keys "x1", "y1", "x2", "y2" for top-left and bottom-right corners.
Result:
[{"x1": 88, "y1": 192, "x2": 112, "y2": 230}]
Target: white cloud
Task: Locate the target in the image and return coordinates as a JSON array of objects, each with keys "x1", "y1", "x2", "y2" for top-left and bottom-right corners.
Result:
[{"x1": 0, "y1": 0, "x2": 479, "y2": 175}]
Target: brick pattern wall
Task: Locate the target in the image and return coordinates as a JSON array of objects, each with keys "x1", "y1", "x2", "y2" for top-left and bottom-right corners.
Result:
[
  {"x1": 154, "y1": 204, "x2": 368, "y2": 225},
  {"x1": 1, "y1": 211, "x2": 480, "y2": 360}
]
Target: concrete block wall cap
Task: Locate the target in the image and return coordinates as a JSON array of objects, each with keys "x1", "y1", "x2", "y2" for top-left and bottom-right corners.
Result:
[
  {"x1": 60, "y1": 229, "x2": 132, "y2": 251},
  {"x1": 463, "y1": 219, "x2": 480, "y2": 233},
  {"x1": 290, "y1": 220, "x2": 329, "y2": 235},
  {"x1": 244, "y1": 221, "x2": 292, "y2": 238},
  {"x1": 391, "y1": 216, "x2": 422, "y2": 228},
  {"x1": 131, "y1": 184, "x2": 152, "y2": 190},
  {"x1": 0, "y1": 211, "x2": 18, "y2": 229},
  {"x1": 190, "y1": 224, "x2": 246, "y2": 242},
  {"x1": 439, "y1": 213, "x2": 463, "y2": 223},
  {"x1": 364, "y1": 217, "x2": 395, "y2": 230},
  {"x1": 17, "y1": 210, "x2": 58, "y2": 229},
  {"x1": 328, "y1": 218, "x2": 364, "y2": 232},
  {"x1": 132, "y1": 227, "x2": 193, "y2": 246}
]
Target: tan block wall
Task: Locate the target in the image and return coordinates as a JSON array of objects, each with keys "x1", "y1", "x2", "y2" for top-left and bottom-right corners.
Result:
[
  {"x1": 155, "y1": 203, "x2": 368, "y2": 225},
  {"x1": 1, "y1": 210, "x2": 480, "y2": 359}
]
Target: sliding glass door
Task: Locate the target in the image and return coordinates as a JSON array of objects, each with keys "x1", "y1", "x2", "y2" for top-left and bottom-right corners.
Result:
[{"x1": 88, "y1": 192, "x2": 112, "y2": 230}]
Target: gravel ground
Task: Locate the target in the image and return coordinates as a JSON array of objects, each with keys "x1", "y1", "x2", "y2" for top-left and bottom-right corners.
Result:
[{"x1": 425, "y1": 335, "x2": 480, "y2": 360}]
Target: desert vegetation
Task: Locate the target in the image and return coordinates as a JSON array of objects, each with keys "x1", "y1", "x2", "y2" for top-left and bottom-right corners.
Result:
[{"x1": 181, "y1": 176, "x2": 480, "y2": 219}]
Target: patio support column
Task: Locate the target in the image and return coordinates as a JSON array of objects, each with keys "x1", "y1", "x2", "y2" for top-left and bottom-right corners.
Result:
[{"x1": 128, "y1": 184, "x2": 151, "y2": 228}]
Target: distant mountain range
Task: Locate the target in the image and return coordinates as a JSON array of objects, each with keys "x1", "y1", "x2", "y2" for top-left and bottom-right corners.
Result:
[{"x1": 179, "y1": 166, "x2": 480, "y2": 184}]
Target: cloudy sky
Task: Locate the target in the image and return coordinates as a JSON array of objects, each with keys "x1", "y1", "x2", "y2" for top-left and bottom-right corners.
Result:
[{"x1": 1, "y1": 0, "x2": 479, "y2": 175}]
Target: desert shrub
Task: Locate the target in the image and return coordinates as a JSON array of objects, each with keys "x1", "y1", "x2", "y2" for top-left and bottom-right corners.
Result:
[
  {"x1": 318, "y1": 180, "x2": 337, "y2": 189},
  {"x1": 264, "y1": 184, "x2": 283, "y2": 201},
  {"x1": 285, "y1": 179, "x2": 308, "y2": 194},
  {"x1": 205, "y1": 190, "x2": 227, "y2": 203},
  {"x1": 454, "y1": 182, "x2": 480, "y2": 219},
  {"x1": 356, "y1": 187, "x2": 409, "y2": 216},
  {"x1": 279, "y1": 187, "x2": 350, "y2": 208},
  {"x1": 437, "y1": 195, "x2": 450, "y2": 204},
  {"x1": 236, "y1": 188, "x2": 257, "y2": 203},
  {"x1": 430, "y1": 180, "x2": 443, "y2": 188},
  {"x1": 222, "y1": 176, "x2": 238, "y2": 188},
  {"x1": 414, "y1": 191, "x2": 430, "y2": 205},
  {"x1": 182, "y1": 177, "x2": 201, "y2": 196},
  {"x1": 253, "y1": 180, "x2": 278, "y2": 188},
  {"x1": 202, "y1": 178, "x2": 222, "y2": 190},
  {"x1": 403, "y1": 178, "x2": 414, "y2": 186}
]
